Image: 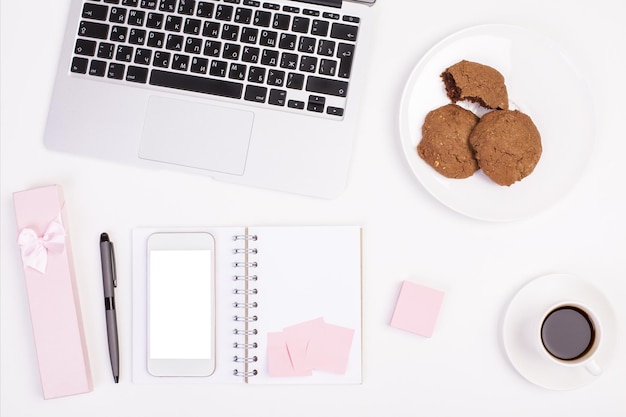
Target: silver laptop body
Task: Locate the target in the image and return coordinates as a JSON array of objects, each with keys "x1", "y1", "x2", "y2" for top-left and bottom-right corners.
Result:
[{"x1": 44, "y1": 0, "x2": 376, "y2": 198}]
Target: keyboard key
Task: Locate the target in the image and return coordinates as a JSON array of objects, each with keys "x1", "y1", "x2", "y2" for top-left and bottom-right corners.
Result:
[
  {"x1": 317, "y1": 39, "x2": 335, "y2": 56},
  {"x1": 127, "y1": 66, "x2": 149, "y2": 83},
  {"x1": 110, "y1": 25, "x2": 128, "y2": 42},
  {"x1": 299, "y1": 55, "x2": 317, "y2": 73},
  {"x1": 134, "y1": 48, "x2": 152, "y2": 64},
  {"x1": 79, "y1": 21, "x2": 110, "y2": 40},
  {"x1": 253, "y1": 10, "x2": 271, "y2": 27},
  {"x1": 303, "y1": 8, "x2": 319, "y2": 16},
  {"x1": 150, "y1": 69, "x2": 243, "y2": 98},
  {"x1": 184, "y1": 18, "x2": 202, "y2": 35},
  {"x1": 228, "y1": 63, "x2": 247, "y2": 80},
  {"x1": 98, "y1": 42, "x2": 115, "y2": 59},
  {"x1": 89, "y1": 59, "x2": 107, "y2": 76},
  {"x1": 291, "y1": 16, "x2": 309, "y2": 33},
  {"x1": 285, "y1": 72, "x2": 304, "y2": 89},
  {"x1": 172, "y1": 54, "x2": 190, "y2": 71},
  {"x1": 234, "y1": 7, "x2": 253, "y2": 24},
  {"x1": 263, "y1": 2, "x2": 279, "y2": 10},
  {"x1": 215, "y1": 4, "x2": 234, "y2": 21},
  {"x1": 268, "y1": 88, "x2": 286, "y2": 106},
  {"x1": 278, "y1": 33, "x2": 296, "y2": 50},
  {"x1": 261, "y1": 49, "x2": 278, "y2": 66},
  {"x1": 311, "y1": 19, "x2": 328, "y2": 36},
  {"x1": 337, "y1": 43, "x2": 354, "y2": 78},
  {"x1": 259, "y1": 29, "x2": 277, "y2": 47},
  {"x1": 222, "y1": 43, "x2": 241, "y2": 60},
  {"x1": 221, "y1": 24, "x2": 240, "y2": 41},
  {"x1": 190, "y1": 56, "x2": 209, "y2": 73},
  {"x1": 128, "y1": 28, "x2": 147, "y2": 45},
  {"x1": 267, "y1": 69, "x2": 285, "y2": 86},
  {"x1": 140, "y1": 0, "x2": 158, "y2": 9},
  {"x1": 327, "y1": 106, "x2": 343, "y2": 116},
  {"x1": 178, "y1": 0, "x2": 196, "y2": 15},
  {"x1": 203, "y1": 21, "x2": 220, "y2": 37},
  {"x1": 319, "y1": 58, "x2": 336, "y2": 76},
  {"x1": 210, "y1": 60, "x2": 227, "y2": 76},
  {"x1": 75, "y1": 39, "x2": 97, "y2": 56},
  {"x1": 343, "y1": 15, "x2": 360, "y2": 23},
  {"x1": 82, "y1": 3, "x2": 109, "y2": 21},
  {"x1": 153, "y1": 51, "x2": 171, "y2": 67},
  {"x1": 330, "y1": 23, "x2": 358, "y2": 41},
  {"x1": 166, "y1": 34, "x2": 184, "y2": 50},
  {"x1": 165, "y1": 15, "x2": 183, "y2": 31},
  {"x1": 244, "y1": 85, "x2": 267, "y2": 102},
  {"x1": 147, "y1": 31, "x2": 165, "y2": 47},
  {"x1": 298, "y1": 36, "x2": 316, "y2": 53},
  {"x1": 203, "y1": 40, "x2": 221, "y2": 56},
  {"x1": 107, "y1": 62, "x2": 125, "y2": 79},
  {"x1": 306, "y1": 76, "x2": 348, "y2": 97},
  {"x1": 146, "y1": 12, "x2": 164, "y2": 28},
  {"x1": 127, "y1": 9, "x2": 146, "y2": 26},
  {"x1": 108, "y1": 7, "x2": 127, "y2": 24},
  {"x1": 248, "y1": 66, "x2": 266, "y2": 83},
  {"x1": 159, "y1": 0, "x2": 176, "y2": 13},
  {"x1": 116, "y1": 45, "x2": 134, "y2": 61},
  {"x1": 307, "y1": 95, "x2": 325, "y2": 113},
  {"x1": 272, "y1": 13, "x2": 290, "y2": 30},
  {"x1": 196, "y1": 2, "x2": 214, "y2": 18},
  {"x1": 185, "y1": 37, "x2": 203, "y2": 54},
  {"x1": 241, "y1": 27, "x2": 258, "y2": 43},
  {"x1": 280, "y1": 52, "x2": 298, "y2": 70},
  {"x1": 241, "y1": 46, "x2": 259, "y2": 63},
  {"x1": 287, "y1": 99, "x2": 304, "y2": 109},
  {"x1": 71, "y1": 56, "x2": 89, "y2": 73}
]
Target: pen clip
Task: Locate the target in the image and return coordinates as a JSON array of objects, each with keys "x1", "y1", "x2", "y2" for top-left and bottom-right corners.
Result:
[{"x1": 109, "y1": 241, "x2": 117, "y2": 288}]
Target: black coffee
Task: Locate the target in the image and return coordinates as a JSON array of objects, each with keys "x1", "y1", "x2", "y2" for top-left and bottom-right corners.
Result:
[{"x1": 540, "y1": 306, "x2": 595, "y2": 361}]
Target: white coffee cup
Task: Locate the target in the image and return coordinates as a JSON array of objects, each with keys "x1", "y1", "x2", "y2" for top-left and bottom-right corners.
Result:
[{"x1": 537, "y1": 302, "x2": 602, "y2": 376}]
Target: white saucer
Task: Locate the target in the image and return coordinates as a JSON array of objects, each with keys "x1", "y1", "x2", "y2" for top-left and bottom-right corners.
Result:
[
  {"x1": 398, "y1": 24, "x2": 594, "y2": 221},
  {"x1": 502, "y1": 273, "x2": 616, "y2": 390}
]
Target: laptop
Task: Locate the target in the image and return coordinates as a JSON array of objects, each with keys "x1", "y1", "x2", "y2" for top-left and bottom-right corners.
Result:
[{"x1": 44, "y1": 0, "x2": 376, "y2": 198}]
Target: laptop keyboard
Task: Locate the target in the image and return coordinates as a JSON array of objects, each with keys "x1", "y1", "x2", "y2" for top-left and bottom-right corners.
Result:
[{"x1": 71, "y1": 0, "x2": 361, "y2": 119}]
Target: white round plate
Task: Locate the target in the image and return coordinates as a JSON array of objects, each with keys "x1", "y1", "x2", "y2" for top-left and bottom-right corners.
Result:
[
  {"x1": 399, "y1": 24, "x2": 594, "y2": 221},
  {"x1": 502, "y1": 273, "x2": 616, "y2": 390}
]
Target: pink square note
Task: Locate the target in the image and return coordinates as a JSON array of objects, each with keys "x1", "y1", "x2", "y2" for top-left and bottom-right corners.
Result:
[{"x1": 390, "y1": 281, "x2": 444, "y2": 337}]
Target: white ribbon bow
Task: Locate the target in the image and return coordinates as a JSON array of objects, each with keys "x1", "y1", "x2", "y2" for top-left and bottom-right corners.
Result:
[{"x1": 17, "y1": 217, "x2": 66, "y2": 273}]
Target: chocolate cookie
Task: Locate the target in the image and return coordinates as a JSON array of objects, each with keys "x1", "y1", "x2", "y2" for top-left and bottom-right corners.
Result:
[
  {"x1": 469, "y1": 110, "x2": 542, "y2": 186},
  {"x1": 417, "y1": 104, "x2": 480, "y2": 179},
  {"x1": 441, "y1": 60, "x2": 509, "y2": 110}
]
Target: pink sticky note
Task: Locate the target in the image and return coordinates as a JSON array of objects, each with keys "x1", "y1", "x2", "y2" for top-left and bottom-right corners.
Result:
[
  {"x1": 283, "y1": 317, "x2": 324, "y2": 373},
  {"x1": 267, "y1": 332, "x2": 310, "y2": 377},
  {"x1": 305, "y1": 322, "x2": 355, "y2": 375},
  {"x1": 390, "y1": 281, "x2": 445, "y2": 337}
]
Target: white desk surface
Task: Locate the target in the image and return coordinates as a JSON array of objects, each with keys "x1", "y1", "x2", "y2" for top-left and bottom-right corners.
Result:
[{"x1": 1, "y1": 0, "x2": 625, "y2": 415}]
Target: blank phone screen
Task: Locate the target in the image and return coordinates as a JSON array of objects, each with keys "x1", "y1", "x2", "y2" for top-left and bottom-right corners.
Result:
[{"x1": 149, "y1": 249, "x2": 213, "y2": 360}]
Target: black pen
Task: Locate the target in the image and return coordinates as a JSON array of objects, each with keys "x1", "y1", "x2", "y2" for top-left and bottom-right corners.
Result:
[{"x1": 99, "y1": 233, "x2": 120, "y2": 383}]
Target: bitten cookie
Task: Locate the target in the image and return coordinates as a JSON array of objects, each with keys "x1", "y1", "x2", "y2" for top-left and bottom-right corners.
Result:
[
  {"x1": 441, "y1": 60, "x2": 509, "y2": 110},
  {"x1": 469, "y1": 110, "x2": 542, "y2": 186},
  {"x1": 417, "y1": 104, "x2": 480, "y2": 179}
]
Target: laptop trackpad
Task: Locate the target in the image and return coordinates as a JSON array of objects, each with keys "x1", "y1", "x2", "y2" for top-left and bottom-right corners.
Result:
[{"x1": 139, "y1": 96, "x2": 253, "y2": 175}]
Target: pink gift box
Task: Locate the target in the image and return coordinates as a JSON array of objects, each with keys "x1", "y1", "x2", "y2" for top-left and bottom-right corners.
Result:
[{"x1": 13, "y1": 185, "x2": 92, "y2": 399}]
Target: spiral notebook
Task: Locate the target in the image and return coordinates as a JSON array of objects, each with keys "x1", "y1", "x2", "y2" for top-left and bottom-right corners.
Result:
[{"x1": 132, "y1": 225, "x2": 362, "y2": 384}]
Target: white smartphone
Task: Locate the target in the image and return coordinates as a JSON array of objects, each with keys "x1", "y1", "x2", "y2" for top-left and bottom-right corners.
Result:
[{"x1": 146, "y1": 232, "x2": 216, "y2": 377}]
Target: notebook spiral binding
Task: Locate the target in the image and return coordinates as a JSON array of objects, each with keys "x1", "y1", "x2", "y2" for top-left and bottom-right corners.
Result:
[{"x1": 232, "y1": 232, "x2": 259, "y2": 380}]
